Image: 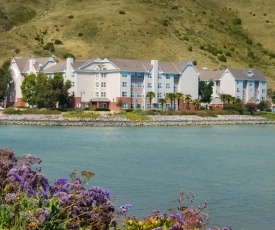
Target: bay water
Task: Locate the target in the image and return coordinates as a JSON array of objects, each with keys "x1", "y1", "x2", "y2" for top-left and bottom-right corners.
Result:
[{"x1": 0, "y1": 124, "x2": 274, "y2": 230}]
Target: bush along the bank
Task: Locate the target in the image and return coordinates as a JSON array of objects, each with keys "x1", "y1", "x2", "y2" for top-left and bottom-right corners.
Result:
[{"x1": 0, "y1": 148, "x2": 230, "y2": 230}]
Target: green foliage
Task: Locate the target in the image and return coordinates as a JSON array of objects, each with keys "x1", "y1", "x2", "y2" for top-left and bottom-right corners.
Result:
[
  {"x1": 218, "y1": 54, "x2": 227, "y2": 62},
  {"x1": 223, "y1": 103, "x2": 243, "y2": 114},
  {"x1": 256, "y1": 101, "x2": 268, "y2": 111},
  {"x1": 3, "y1": 107, "x2": 22, "y2": 114},
  {"x1": 43, "y1": 42, "x2": 55, "y2": 52},
  {"x1": 63, "y1": 112, "x2": 100, "y2": 119},
  {"x1": 199, "y1": 80, "x2": 214, "y2": 103},
  {"x1": 119, "y1": 10, "x2": 126, "y2": 14},
  {"x1": 116, "y1": 99, "x2": 123, "y2": 108},
  {"x1": 0, "y1": 59, "x2": 12, "y2": 109},
  {"x1": 233, "y1": 18, "x2": 242, "y2": 25},
  {"x1": 21, "y1": 73, "x2": 71, "y2": 109},
  {"x1": 62, "y1": 52, "x2": 75, "y2": 59},
  {"x1": 94, "y1": 108, "x2": 110, "y2": 111},
  {"x1": 67, "y1": 15, "x2": 74, "y2": 19},
  {"x1": 262, "y1": 113, "x2": 275, "y2": 119},
  {"x1": 146, "y1": 91, "x2": 155, "y2": 109},
  {"x1": 162, "y1": 19, "x2": 169, "y2": 26},
  {"x1": 119, "y1": 112, "x2": 149, "y2": 120},
  {"x1": 132, "y1": 108, "x2": 145, "y2": 115},
  {"x1": 188, "y1": 46, "x2": 193, "y2": 52},
  {"x1": 54, "y1": 39, "x2": 63, "y2": 45}
]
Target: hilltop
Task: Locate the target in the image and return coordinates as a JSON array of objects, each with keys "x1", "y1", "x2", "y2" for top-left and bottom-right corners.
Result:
[{"x1": 1, "y1": 0, "x2": 275, "y2": 88}]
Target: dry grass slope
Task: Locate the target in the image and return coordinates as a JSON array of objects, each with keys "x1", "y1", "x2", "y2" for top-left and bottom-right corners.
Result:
[{"x1": 0, "y1": 0, "x2": 275, "y2": 88}]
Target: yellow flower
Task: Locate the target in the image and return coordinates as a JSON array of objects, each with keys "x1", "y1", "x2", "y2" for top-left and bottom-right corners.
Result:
[
  {"x1": 3, "y1": 185, "x2": 9, "y2": 193},
  {"x1": 28, "y1": 222, "x2": 37, "y2": 227}
]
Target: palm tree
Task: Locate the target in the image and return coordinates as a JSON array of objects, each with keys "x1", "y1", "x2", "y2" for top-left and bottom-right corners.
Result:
[
  {"x1": 146, "y1": 91, "x2": 155, "y2": 110},
  {"x1": 184, "y1": 94, "x2": 192, "y2": 110},
  {"x1": 158, "y1": 98, "x2": 167, "y2": 111},
  {"x1": 193, "y1": 98, "x2": 201, "y2": 110},
  {"x1": 165, "y1": 92, "x2": 176, "y2": 110},
  {"x1": 175, "y1": 92, "x2": 184, "y2": 111}
]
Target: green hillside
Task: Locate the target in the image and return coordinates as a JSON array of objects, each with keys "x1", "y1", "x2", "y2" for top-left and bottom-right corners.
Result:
[{"x1": 1, "y1": 0, "x2": 275, "y2": 88}]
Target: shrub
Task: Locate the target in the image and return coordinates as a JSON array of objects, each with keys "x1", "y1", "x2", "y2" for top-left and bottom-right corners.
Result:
[
  {"x1": 218, "y1": 55, "x2": 227, "y2": 62},
  {"x1": 162, "y1": 19, "x2": 169, "y2": 26},
  {"x1": 78, "y1": 32, "x2": 83, "y2": 37},
  {"x1": 43, "y1": 42, "x2": 55, "y2": 52},
  {"x1": 63, "y1": 112, "x2": 100, "y2": 119},
  {"x1": 62, "y1": 52, "x2": 75, "y2": 59},
  {"x1": 15, "y1": 48, "x2": 20, "y2": 53},
  {"x1": 193, "y1": 60, "x2": 197, "y2": 65},
  {"x1": 54, "y1": 39, "x2": 63, "y2": 45},
  {"x1": 119, "y1": 10, "x2": 125, "y2": 14},
  {"x1": 233, "y1": 18, "x2": 242, "y2": 25},
  {"x1": 67, "y1": 15, "x2": 74, "y2": 19},
  {"x1": 119, "y1": 112, "x2": 149, "y2": 120},
  {"x1": 3, "y1": 107, "x2": 22, "y2": 115},
  {"x1": 256, "y1": 101, "x2": 268, "y2": 111},
  {"x1": 188, "y1": 46, "x2": 193, "y2": 52},
  {"x1": 94, "y1": 108, "x2": 110, "y2": 111}
]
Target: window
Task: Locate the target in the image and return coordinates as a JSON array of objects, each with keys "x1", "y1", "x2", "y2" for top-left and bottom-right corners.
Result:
[
  {"x1": 158, "y1": 83, "x2": 162, "y2": 88},
  {"x1": 261, "y1": 97, "x2": 265, "y2": 101},
  {"x1": 137, "y1": 73, "x2": 143, "y2": 79},
  {"x1": 131, "y1": 73, "x2": 135, "y2": 79},
  {"x1": 147, "y1": 73, "x2": 152, "y2": 78},
  {"x1": 262, "y1": 89, "x2": 265, "y2": 93},
  {"x1": 122, "y1": 103, "x2": 128, "y2": 109},
  {"x1": 122, "y1": 92, "x2": 127, "y2": 97},
  {"x1": 95, "y1": 92, "x2": 99, "y2": 97},
  {"x1": 174, "y1": 75, "x2": 178, "y2": 79},
  {"x1": 262, "y1": 81, "x2": 266, "y2": 85},
  {"x1": 122, "y1": 82, "x2": 127, "y2": 87},
  {"x1": 147, "y1": 83, "x2": 152, "y2": 88},
  {"x1": 146, "y1": 104, "x2": 151, "y2": 109},
  {"x1": 101, "y1": 82, "x2": 106, "y2": 87},
  {"x1": 166, "y1": 103, "x2": 170, "y2": 110},
  {"x1": 158, "y1": 74, "x2": 162, "y2": 79},
  {"x1": 157, "y1": 103, "x2": 162, "y2": 109},
  {"x1": 137, "y1": 92, "x2": 142, "y2": 97},
  {"x1": 131, "y1": 82, "x2": 135, "y2": 88},
  {"x1": 249, "y1": 81, "x2": 253, "y2": 86},
  {"x1": 237, "y1": 88, "x2": 240, "y2": 92},
  {"x1": 166, "y1": 75, "x2": 170, "y2": 79},
  {"x1": 136, "y1": 82, "x2": 142, "y2": 88},
  {"x1": 136, "y1": 103, "x2": 141, "y2": 108},
  {"x1": 174, "y1": 83, "x2": 178, "y2": 88},
  {"x1": 157, "y1": 92, "x2": 162, "y2": 98},
  {"x1": 122, "y1": 72, "x2": 127, "y2": 78},
  {"x1": 100, "y1": 103, "x2": 107, "y2": 108},
  {"x1": 71, "y1": 82, "x2": 75, "y2": 87},
  {"x1": 101, "y1": 92, "x2": 106, "y2": 97},
  {"x1": 101, "y1": 73, "x2": 106, "y2": 78},
  {"x1": 131, "y1": 103, "x2": 135, "y2": 109},
  {"x1": 166, "y1": 83, "x2": 171, "y2": 89},
  {"x1": 96, "y1": 82, "x2": 99, "y2": 87},
  {"x1": 131, "y1": 91, "x2": 135, "y2": 97}
]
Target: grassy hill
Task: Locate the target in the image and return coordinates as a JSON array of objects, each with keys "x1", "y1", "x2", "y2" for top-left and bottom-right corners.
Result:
[{"x1": 1, "y1": 0, "x2": 275, "y2": 88}]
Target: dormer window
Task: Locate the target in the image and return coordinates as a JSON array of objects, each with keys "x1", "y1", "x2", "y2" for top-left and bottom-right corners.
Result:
[{"x1": 246, "y1": 70, "x2": 254, "y2": 77}]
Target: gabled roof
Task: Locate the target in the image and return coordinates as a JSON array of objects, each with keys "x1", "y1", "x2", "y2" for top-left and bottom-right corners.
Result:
[
  {"x1": 43, "y1": 61, "x2": 66, "y2": 73},
  {"x1": 198, "y1": 69, "x2": 224, "y2": 81},
  {"x1": 158, "y1": 61, "x2": 189, "y2": 74},
  {"x1": 74, "y1": 59, "x2": 96, "y2": 70},
  {"x1": 106, "y1": 58, "x2": 151, "y2": 72},
  {"x1": 12, "y1": 57, "x2": 54, "y2": 73},
  {"x1": 227, "y1": 68, "x2": 266, "y2": 81}
]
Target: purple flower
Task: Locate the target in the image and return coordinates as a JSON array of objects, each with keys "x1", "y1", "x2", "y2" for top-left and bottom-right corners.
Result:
[
  {"x1": 153, "y1": 228, "x2": 163, "y2": 230},
  {"x1": 54, "y1": 178, "x2": 67, "y2": 186},
  {"x1": 169, "y1": 213, "x2": 184, "y2": 225},
  {"x1": 118, "y1": 204, "x2": 132, "y2": 214},
  {"x1": 102, "y1": 189, "x2": 110, "y2": 199}
]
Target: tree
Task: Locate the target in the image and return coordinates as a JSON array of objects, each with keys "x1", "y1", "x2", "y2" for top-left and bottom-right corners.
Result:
[
  {"x1": 158, "y1": 98, "x2": 166, "y2": 111},
  {"x1": 21, "y1": 72, "x2": 71, "y2": 108},
  {"x1": 0, "y1": 59, "x2": 12, "y2": 108},
  {"x1": 185, "y1": 94, "x2": 192, "y2": 110},
  {"x1": 199, "y1": 80, "x2": 214, "y2": 103},
  {"x1": 35, "y1": 72, "x2": 49, "y2": 108},
  {"x1": 146, "y1": 91, "x2": 155, "y2": 110},
  {"x1": 116, "y1": 99, "x2": 123, "y2": 110},
  {"x1": 193, "y1": 98, "x2": 201, "y2": 110},
  {"x1": 175, "y1": 92, "x2": 184, "y2": 111},
  {"x1": 267, "y1": 88, "x2": 275, "y2": 103},
  {"x1": 21, "y1": 73, "x2": 37, "y2": 107},
  {"x1": 46, "y1": 73, "x2": 71, "y2": 109},
  {"x1": 220, "y1": 94, "x2": 232, "y2": 104},
  {"x1": 165, "y1": 93, "x2": 176, "y2": 110}
]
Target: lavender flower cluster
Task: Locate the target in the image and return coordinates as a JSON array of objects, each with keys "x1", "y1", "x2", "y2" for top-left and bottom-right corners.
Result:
[{"x1": 0, "y1": 148, "x2": 131, "y2": 230}]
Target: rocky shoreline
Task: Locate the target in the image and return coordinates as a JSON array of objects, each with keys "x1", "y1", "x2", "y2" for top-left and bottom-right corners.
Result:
[{"x1": 0, "y1": 114, "x2": 274, "y2": 127}]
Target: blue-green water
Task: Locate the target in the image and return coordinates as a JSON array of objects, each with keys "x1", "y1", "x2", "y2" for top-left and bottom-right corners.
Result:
[{"x1": 0, "y1": 125, "x2": 275, "y2": 230}]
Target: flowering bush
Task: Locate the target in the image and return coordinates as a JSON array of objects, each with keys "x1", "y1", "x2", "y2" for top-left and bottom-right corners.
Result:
[
  {"x1": 0, "y1": 148, "x2": 121, "y2": 230},
  {"x1": 122, "y1": 190, "x2": 231, "y2": 230}
]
